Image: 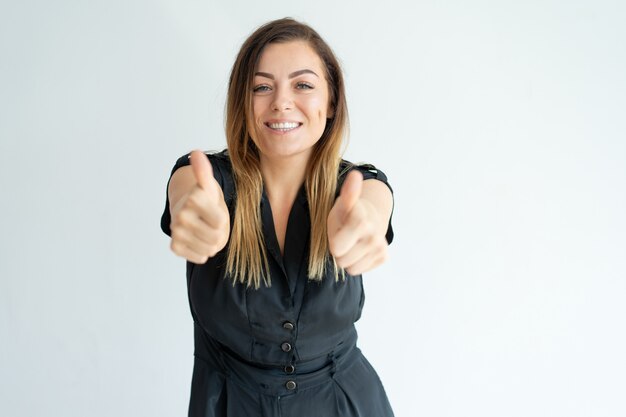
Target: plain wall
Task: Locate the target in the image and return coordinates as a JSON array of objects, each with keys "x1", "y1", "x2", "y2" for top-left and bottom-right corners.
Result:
[{"x1": 1, "y1": 1, "x2": 625, "y2": 416}]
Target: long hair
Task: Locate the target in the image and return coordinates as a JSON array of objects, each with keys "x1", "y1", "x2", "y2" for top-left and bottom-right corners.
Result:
[{"x1": 225, "y1": 18, "x2": 348, "y2": 288}]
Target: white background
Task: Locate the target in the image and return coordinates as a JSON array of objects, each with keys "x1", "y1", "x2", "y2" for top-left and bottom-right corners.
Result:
[{"x1": 1, "y1": 1, "x2": 625, "y2": 416}]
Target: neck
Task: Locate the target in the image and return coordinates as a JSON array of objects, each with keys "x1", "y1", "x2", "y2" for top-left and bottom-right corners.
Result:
[{"x1": 259, "y1": 152, "x2": 310, "y2": 200}]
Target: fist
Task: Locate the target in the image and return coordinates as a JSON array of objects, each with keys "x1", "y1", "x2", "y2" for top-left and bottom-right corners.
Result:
[
  {"x1": 327, "y1": 170, "x2": 389, "y2": 276},
  {"x1": 169, "y1": 150, "x2": 230, "y2": 264}
]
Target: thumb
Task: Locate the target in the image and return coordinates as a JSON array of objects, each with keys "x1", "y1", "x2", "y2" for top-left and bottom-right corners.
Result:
[
  {"x1": 336, "y1": 170, "x2": 363, "y2": 218},
  {"x1": 189, "y1": 150, "x2": 214, "y2": 191}
]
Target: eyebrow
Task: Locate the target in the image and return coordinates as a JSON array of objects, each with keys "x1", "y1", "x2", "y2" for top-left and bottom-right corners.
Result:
[{"x1": 254, "y1": 69, "x2": 319, "y2": 80}]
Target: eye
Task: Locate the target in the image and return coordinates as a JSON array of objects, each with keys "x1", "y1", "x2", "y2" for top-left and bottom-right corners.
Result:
[
  {"x1": 296, "y1": 82, "x2": 314, "y2": 90},
  {"x1": 253, "y1": 84, "x2": 271, "y2": 93}
]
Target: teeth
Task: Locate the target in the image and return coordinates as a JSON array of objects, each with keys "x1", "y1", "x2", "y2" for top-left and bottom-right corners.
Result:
[{"x1": 268, "y1": 122, "x2": 299, "y2": 130}]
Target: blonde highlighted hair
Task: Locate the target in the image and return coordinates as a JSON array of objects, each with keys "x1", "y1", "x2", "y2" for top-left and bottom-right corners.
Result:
[{"x1": 224, "y1": 18, "x2": 348, "y2": 288}]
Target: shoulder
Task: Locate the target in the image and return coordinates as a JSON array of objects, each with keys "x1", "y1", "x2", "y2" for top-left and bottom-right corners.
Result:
[
  {"x1": 337, "y1": 159, "x2": 395, "y2": 244},
  {"x1": 171, "y1": 148, "x2": 231, "y2": 170},
  {"x1": 338, "y1": 159, "x2": 391, "y2": 187},
  {"x1": 204, "y1": 149, "x2": 233, "y2": 185},
  {"x1": 169, "y1": 149, "x2": 232, "y2": 187}
]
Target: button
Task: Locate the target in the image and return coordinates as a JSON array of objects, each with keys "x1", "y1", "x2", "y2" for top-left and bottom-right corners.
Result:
[
  {"x1": 284, "y1": 365, "x2": 295, "y2": 374},
  {"x1": 281, "y1": 342, "x2": 292, "y2": 352},
  {"x1": 286, "y1": 380, "x2": 297, "y2": 390},
  {"x1": 283, "y1": 321, "x2": 295, "y2": 331}
]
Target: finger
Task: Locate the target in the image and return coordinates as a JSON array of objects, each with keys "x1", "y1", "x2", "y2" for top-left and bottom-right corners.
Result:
[
  {"x1": 171, "y1": 223, "x2": 223, "y2": 258},
  {"x1": 345, "y1": 245, "x2": 388, "y2": 276},
  {"x1": 170, "y1": 237, "x2": 210, "y2": 264},
  {"x1": 334, "y1": 237, "x2": 371, "y2": 269},
  {"x1": 329, "y1": 205, "x2": 367, "y2": 257},
  {"x1": 185, "y1": 186, "x2": 229, "y2": 229},
  {"x1": 171, "y1": 210, "x2": 216, "y2": 245},
  {"x1": 330, "y1": 228, "x2": 361, "y2": 259},
  {"x1": 190, "y1": 150, "x2": 215, "y2": 192},
  {"x1": 336, "y1": 170, "x2": 363, "y2": 219}
]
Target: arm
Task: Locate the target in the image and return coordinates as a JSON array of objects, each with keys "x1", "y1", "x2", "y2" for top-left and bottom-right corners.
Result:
[{"x1": 327, "y1": 170, "x2": 394, "y2": 276}]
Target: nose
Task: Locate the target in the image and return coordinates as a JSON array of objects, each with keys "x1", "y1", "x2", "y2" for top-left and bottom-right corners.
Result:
[{"x1": 271, "y1": 86, "x2": 293, "y2": 112}]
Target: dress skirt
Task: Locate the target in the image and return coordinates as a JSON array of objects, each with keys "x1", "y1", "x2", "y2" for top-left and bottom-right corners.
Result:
[{"x1": 188, "y1": 330, "x2": 395, "y2": 417}]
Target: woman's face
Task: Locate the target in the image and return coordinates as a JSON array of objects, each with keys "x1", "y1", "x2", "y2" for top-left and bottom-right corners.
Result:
[{"x1": 251, "y1": 40, "x2": 332, "y2": 163}]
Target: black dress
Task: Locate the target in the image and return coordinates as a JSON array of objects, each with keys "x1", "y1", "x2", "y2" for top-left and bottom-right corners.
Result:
[{"x1": 161, "y1": 150, "x2": 395, "y2": 417}]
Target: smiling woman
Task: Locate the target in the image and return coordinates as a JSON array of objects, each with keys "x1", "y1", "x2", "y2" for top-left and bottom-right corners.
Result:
[
  {"x1": 160, "y1": 17, "x2": 395, "y2": 417},
  {"x1": 251, "y1": 42, "x2": 331, "y2": 162}
]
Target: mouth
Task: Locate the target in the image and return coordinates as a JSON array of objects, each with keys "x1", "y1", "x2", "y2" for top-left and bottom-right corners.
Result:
[{"x1": 265, "y1": 121, "x2": 303, "y2": 133}]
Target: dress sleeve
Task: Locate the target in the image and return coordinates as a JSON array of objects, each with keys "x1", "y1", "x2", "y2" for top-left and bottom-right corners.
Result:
[
  {"x1": 160, "y1": 151, "x2": 226, "y2": 237},
  {"x1": 339, "y1": 162, "x2": 395, "y2": 245}
]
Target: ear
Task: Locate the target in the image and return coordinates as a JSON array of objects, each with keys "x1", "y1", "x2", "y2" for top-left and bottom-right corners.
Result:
[{"x1": 326, "y1": 104, "x2": 335, "y2": 119}]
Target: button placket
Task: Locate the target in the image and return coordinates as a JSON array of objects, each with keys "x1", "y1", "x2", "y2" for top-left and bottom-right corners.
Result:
[
  {"x1": 281, "y1": 320, "x2": 297, "y2": 387},
  {"x1": 280, "y1": 319, "x2": 295, "y2": 354}
]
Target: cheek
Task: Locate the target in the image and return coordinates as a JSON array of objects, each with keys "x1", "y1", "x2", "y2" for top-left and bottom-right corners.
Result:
[
  {"x1": 252, "y1": 99, "x2": 264, "y2": 121},
  {"x1": 250, "y1": 100, "x2": 266, "y2": 142},
  {"x1": 305, "y1": 96, "x2": 328, "y2": 120},
  {"x1": 253, "y1": 94, "x2": 275, "y2": 115}
]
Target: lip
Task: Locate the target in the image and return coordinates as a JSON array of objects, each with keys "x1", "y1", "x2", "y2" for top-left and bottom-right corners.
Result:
[
  {"x1": 265, "y1": 119, "x2": 303, "y2": 124},
  {"x1": 264, "y1": 120, "x2": 303, "y2": 135}
]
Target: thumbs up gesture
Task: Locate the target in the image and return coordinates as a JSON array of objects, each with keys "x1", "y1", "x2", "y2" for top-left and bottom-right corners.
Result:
[
  {"x1": 169, "y1": 150, "x2": 230, "y2": 264},
  {"x1": 327, "y1": 170, "x2": 390, "y2": 276}
]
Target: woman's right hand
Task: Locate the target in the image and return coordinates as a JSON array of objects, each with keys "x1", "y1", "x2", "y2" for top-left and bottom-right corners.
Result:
[{"x1": 168, "y1": 150, "x2": 230, "y2": 264}]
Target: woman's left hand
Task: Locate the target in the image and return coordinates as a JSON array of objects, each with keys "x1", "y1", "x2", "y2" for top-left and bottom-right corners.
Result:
[{"x1": 327, "y1": 170, "x2": 391, "y2": 276}]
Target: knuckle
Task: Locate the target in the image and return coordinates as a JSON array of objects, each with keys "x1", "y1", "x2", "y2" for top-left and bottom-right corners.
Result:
[
  {"x1": 170, "y1": 240, "x2": 183, "y2": 255},
  {"x1": 175, "y1": 212, "x2": 190, "y2": 228},
  {"x1": 186, "y1": 189, "x2": 205, "y2": 208},
  {"x1": 170, "y1": 226, "x2": 186, "y2": 241},
  {"x1": 173, "y1": 209, "x2": 192, "y2": 227}
]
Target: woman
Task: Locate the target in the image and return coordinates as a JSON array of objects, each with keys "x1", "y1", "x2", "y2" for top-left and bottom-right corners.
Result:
[{"x1": 161, "y1": 17, "x2": 395, "y2": 417}]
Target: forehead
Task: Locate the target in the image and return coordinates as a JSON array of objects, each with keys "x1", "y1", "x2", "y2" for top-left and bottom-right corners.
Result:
[{"x1": 256, "y1": 41, "x2": 325, "y2": 74}]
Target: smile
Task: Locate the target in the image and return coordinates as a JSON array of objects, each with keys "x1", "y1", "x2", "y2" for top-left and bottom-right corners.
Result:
[{"x1": 265, "y1": 122, "x2": 302, "y2": 132}]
